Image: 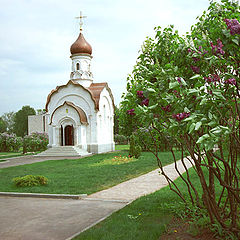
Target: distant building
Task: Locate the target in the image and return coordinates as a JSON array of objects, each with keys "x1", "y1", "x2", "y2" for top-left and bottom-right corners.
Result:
[{"x1": 28, "y1": 24, "x2": 115, "y2": 156}]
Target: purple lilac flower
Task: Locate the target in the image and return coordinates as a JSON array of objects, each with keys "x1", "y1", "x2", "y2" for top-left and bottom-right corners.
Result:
[
  {"x1": 210, "y1": 39, "x2": 225, "y2": 55},
  {"x1": 127, "y1": 109, "x2": 135, "y2": 115},
  {"x1": 142, "y1": 98, "x2": 149, "y2": 106},
  {"x1": 224, "y1": 19, "x2": 240, "y2": 35},
  {"x1": 204, "y1": 74, "x2": 220, "y2": 83},
  {"x1": 137, "y1": 90, "x2": 144, "y2": 98},
  {"x1": 225, "y1": 78, "x2": 236, "y2": 85},
  {"x1": 208, "y1": 90, "x2": 213, "y2": 95},
  {"x1": 202, "y1": 50, "x2": 208, "y2": 55},
  {"x1": 192, "y1": 57, "x2": 200, "y2": 62},
  {"x1": 172, "y1": 112, "x2": 190, "y2": 122},
  {"x1": 161, "y1": 104, "x2": 171, "y2": 112},
  {"x1": 191, "y1": 66, "x2": 200, "y2": 74}
]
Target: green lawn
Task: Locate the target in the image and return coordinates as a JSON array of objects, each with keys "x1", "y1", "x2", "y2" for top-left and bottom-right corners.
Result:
[
  {"x1": 0, "y1": 152, "x2": 22, "y2": 159},
  {"x1": 74, "y1": 150, "x2": 237, "y2": 240},
  {"x1": 73, "y1": 167, "x2": 210, "y2": 240},
  {"x1": 0, "y1": 147, "x2": 181, "y2": 195},
  {"x1": 115, "y1": 145, "x2": 129, "y2": 151},
  {"x1": 0, "y1": 151, "x2": 40, "y2": 160}
]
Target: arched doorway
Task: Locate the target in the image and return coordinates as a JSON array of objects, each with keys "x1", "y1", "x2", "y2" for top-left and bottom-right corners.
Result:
[{"x1": 64, "y1": 125, "x2": 74, "y2": 146}]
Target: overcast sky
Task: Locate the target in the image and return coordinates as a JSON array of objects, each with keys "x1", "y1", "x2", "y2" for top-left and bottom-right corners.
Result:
[{"x1": 0, "y1": 0, "x2": 211, "y2": 115}]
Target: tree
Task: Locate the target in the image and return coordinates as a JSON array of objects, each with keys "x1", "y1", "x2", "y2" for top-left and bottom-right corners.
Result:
[
  {"x1": 13, "y1": 106, "x2": 36, "y2": 137},
  {"x1": 114, "y1": 105, "x2": 120, "y2": 135},
  {"x1": 0, "y1": 117, "x2": 7, "y2": 133},
  {"x1": 120, "y1": 0, "x2": 240, "y2": 237},
  {"x1": 1, "y1": 111, "x2": 15, "y2": 133}
]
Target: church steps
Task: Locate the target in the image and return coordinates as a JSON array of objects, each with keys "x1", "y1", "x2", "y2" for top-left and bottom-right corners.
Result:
[{"x1": 37, "y1": 146, "x2": 91, "y2": 157}]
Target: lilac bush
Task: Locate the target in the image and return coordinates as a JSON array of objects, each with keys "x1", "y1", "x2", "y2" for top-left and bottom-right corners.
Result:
[
  {"x1": 119, "y1": 0, "x2": 240, "y2": 237},
  {"x1": 23, "y1": 132, "x2": 48, "y2": 153},
  {"x1": 0, "y1": 133, "x2": 22, "y2": 152}
]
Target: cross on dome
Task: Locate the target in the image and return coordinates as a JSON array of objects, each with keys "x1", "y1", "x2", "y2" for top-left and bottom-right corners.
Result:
[{"x1": 75, "y1": 11, "x2": 87, "y2": 31}]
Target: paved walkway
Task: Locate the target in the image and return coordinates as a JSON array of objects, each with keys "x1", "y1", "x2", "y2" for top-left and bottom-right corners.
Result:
[
  {"x1": 0, "y1": 155, "x2": 82, "y2": 169},
  {"x1": 0, "y1": 155, "x2": 193, "y2": 240}
]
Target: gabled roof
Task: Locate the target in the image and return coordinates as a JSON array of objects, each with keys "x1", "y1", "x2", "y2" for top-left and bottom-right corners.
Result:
[
  {"x1": 50, "y1": 101, "x2": 88, "y2": 125},
  {"x1": 45, "y1": 80, "x2": 114, "y2": 112},
  {"x1": 87, "y1": 82, "x2": 114, "y2": 109}
]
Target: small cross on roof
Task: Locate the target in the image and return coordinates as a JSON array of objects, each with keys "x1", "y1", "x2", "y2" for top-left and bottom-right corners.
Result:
[{"x1": 75, "y1": 11, "x2": 87, "y2": 31}]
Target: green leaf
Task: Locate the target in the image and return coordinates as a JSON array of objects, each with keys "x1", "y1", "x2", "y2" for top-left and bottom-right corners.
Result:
[
  {"x1": 196, "y1": 134, "x2": 210, "y2": 144},
  {"x1": 195, "y1": 122, "x2": 202, "y2": 131},
  {"x1": 200, "y1": 98, "x2": 207, "y2": 105},
  {"x1": 208, "y1": 121, "x2": 216, "y2": 127},
  {"x1": 147, "y1": 88, "x2": 156, "y2": 93},
  {"x1": 148, "y1": 104, "x2": 158, "y2": 110},
  {"x1": 180, "y1": 78, "x2": 187, "y2": 86},
  {"x1": 188, "y1": 89, "x2": 199, "y2": 94},
  {"x1": 232, "y1": 38, "x2": 239, "y2": 45},
  {"x1": 212, "y1": 90, "x2": 226, "y2": 100},
  {"x1": 208, "y1": 112, "x2": 213, "y2": 120},
  {"x1": 189, "y1": 123, "x2": 196, "y2": 133},
  {"x1": 190, "y1": 74, "x2": 201, "y2": 80},
  {"x1": 210, "y1": 127, "x2": 222, "y2": 135},
  {"x1": 169, "y1": 81, "x2": 179, "y2": 89}
]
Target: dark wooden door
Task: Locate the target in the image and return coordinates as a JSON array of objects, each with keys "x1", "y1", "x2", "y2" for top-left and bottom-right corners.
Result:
[{"x1": 65, "y1": 125, "x2": 74, "y2": 146}]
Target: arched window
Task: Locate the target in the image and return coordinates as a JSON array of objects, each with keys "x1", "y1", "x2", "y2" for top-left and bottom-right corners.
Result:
[{"x1": 76, "y1": 63, "x2": 80, "y2": 70}]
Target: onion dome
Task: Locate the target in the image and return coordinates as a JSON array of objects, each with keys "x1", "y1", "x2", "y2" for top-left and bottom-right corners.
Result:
[{"x1": 70, "y1": 32, "x2": 92, "y2": 55}]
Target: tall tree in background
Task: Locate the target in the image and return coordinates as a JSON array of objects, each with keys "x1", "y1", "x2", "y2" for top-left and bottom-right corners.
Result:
[
  {"x1": 114, "y1": 105, "x2": 120, "y2": 135},
  {"x1": 13, "y1": 106, "x2": 36, "y2": 137},
  {"x1": 1, "y1": 111, "x2": 15, "y2": 133},
  {"x1": 0, "y1": 117, "x2": 7, "y2": 133}
]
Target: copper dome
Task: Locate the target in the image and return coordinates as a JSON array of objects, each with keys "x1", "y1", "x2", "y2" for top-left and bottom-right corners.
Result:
[{"x1": 70, "y1": 32, "x2": 92, "y2": 55}]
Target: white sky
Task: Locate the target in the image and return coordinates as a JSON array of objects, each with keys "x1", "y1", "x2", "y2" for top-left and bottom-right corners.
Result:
[{"x1": 0, "y1": 0, "x2": 211, "y2": 115}]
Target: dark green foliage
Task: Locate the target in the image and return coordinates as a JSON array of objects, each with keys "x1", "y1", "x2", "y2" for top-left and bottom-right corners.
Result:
[
  {"x1": 13, "y1": 106, "x2": 36, "y2": 137},
  {"x1": 0, "y1": 133, "x2": 22, "y2": 152},
  {"x1": 13, "y1": 175, "x2": 48, "y2": 187},
  {"x1": 119, "y1": 0, "x2": 240, "y2": 236},
  {"x1": 1, "y1": 111, "x2": 15, "y2": 134},
  {"x1": 129, "y1": 135, "x2": 141, "y2": 159},
  {"x1": 22, "y1": 132, "x2": 48, "y2": 153},
  {"x1": 114, "y1": 134, "x2": 128, "y2": 145},
  {"x1": 114, "y1": 105, "x2": 120, "y2": 135},
  {"x1": 0, "y1": 117, "x2": 7, "y2": 133}
]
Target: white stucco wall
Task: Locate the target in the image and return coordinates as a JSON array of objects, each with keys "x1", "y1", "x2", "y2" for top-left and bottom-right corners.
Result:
[
  {"x1": 96, "y1": 87, "x2": 115, "y2": 153},
  {"x1": 28, "y1": 114, "x2": 48, "y2": 135},
  {"x1": 46, "y1": 81, "x2": 114, "y2": 153},
  {"x1": 70, "y1": 54, "x2": 93, "y2": 87}
]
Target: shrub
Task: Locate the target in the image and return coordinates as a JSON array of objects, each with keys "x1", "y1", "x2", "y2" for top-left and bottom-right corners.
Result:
[
  {"x1": 13, "y1": 175, "x2": 48, "y2": 187},
  {"x1": 129, "y1": 134, "x2": 141, "y2": 158},
  {"x1": 0, "y1": 132, "x2": 22, "y2": 152},
  {"x1": 114, "y1": 134, "x2": 128, "y2": 145},
  {"x1": 23, "y1": 132, "x2": 48, "y2": 153}
]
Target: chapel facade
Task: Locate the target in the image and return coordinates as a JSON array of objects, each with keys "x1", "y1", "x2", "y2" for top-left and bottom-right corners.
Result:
[{"x1": 28, "y1": 26, "x2": 115, "y2": 155}]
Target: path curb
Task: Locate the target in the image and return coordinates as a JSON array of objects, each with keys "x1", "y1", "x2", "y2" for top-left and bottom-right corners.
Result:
[{"x1": 0, "y1": 192, "x2": 87, "y2": 200}]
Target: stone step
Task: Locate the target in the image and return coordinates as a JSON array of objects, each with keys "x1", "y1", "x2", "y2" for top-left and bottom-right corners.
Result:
[{"x1": 37, "y1": 146, "x2": 91, "y2": 157}]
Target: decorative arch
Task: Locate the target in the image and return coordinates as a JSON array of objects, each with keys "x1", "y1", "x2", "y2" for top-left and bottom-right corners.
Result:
[
  {"x1": 56, "y1": 94, "x2": 92, "y2": 115},
  {"x1": 45, "y1": 80, "x2": 98, "y2": 111},
  {"x1": 50, "y1": 101, "x2": 88, "y2": 125}
]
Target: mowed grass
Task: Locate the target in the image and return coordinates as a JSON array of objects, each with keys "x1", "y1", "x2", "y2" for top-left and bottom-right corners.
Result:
[
  {"x1": 0, "y1": 152, "x2": 23, "y2": 159},
  {"x1": 73, "y1": 166, "x2": 217, "y2": 240},
  {"x1": 74, "y1": 150, "x2": 236, "y2": 240},
  {"x1": 0, "y1": 146, "x2": 181, "y2": 195}
]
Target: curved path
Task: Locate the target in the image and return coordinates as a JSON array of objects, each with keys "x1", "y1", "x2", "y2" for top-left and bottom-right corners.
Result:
[{"x1": 0, "y1": 155, "x2": 193, "y2": 240}]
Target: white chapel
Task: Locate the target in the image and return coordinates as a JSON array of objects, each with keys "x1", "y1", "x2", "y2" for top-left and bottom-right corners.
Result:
[{"x1": 28, "y1": 17, "x2": 115, "y2": 156}]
